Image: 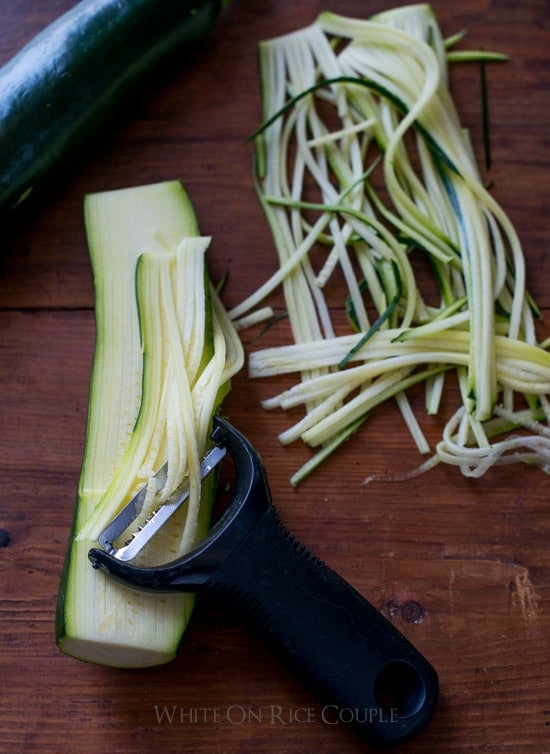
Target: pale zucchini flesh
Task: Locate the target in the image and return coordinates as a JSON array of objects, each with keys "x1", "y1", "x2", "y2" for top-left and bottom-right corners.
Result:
[{"x1": 56, "y1": 180, "x2": 243, "y2": 667}]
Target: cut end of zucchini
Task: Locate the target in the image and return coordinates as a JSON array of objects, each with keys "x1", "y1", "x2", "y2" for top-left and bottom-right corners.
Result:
[
  {"x1": 56, "y1": 180, "x2": 243, "y2": 667},
  {"x1": 58, "y1": 632, "x2": 180, "y2": 669}
]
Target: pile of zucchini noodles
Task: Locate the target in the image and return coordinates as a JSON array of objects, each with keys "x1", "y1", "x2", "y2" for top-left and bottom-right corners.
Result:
[{"x1": 230, "y1": 5, "x2": 550, "y2": 486}]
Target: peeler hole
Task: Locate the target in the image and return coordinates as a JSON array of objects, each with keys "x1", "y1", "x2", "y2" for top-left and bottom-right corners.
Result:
[{"x1": 373, "y1": 661, "x2": 426, "y2": 718}]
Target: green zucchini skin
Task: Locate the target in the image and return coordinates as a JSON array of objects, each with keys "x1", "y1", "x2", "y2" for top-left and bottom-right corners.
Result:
[{"x1": 0, "y1": 0, "x2": 225, "y2": 218}]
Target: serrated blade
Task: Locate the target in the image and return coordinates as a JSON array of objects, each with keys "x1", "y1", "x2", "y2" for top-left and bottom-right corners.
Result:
[{"x1": 98, "y1": 444, "x2": 227, "y2": 562}]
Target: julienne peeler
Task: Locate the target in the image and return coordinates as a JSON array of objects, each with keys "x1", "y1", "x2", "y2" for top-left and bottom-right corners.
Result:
[{"x1": 89, "y1": 417, "x2": 439, "y2": 747}]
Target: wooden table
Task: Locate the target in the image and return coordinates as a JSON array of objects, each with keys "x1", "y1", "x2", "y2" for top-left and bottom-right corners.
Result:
[{"x1": 1, "y1": 1, "x2": 548, "y2": 752}]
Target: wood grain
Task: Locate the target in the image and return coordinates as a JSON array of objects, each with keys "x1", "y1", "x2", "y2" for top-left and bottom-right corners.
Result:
[{"x1": 0, "y1": 1, "x2": 549, "y2": 753}]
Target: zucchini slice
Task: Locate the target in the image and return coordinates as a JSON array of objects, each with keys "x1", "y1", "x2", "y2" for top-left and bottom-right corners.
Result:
[{"x1": 56, "y1": 180, "x2": 243, "y2": 667}]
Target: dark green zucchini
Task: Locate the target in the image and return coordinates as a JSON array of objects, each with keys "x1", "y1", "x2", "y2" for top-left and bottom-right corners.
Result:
[{"x1": 0, "y1": 0, "x2": 226, "y2": 217}]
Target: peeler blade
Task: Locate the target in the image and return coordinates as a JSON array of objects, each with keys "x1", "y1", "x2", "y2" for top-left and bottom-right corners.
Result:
[{"x1": 97, "y1": 444, "x2": 227, "y2": 562}]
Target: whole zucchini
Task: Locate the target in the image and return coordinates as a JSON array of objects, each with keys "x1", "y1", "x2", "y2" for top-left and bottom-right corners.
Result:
[{"x1": 0, "y1": 0, "x2": 226, "y2": 217}]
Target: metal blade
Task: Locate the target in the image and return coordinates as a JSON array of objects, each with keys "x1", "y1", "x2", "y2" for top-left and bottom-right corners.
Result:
[
  {"x1": 98, "y1": 444, "x2": 226, "y2": 562},
  {"x1": 98, "y1": 463, "x2": 168, "y2": 553}
]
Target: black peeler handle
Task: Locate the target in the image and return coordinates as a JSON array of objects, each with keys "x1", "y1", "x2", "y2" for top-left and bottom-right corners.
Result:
[
  {"x1": 89, "y1": 417, "x2": 438, "y2": 747},
  {"x1": 203, "y1": 502, "x2": 438, "y2": 747}
]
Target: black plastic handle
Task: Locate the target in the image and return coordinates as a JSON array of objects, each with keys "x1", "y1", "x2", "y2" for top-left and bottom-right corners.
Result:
[{"x1": 203, "y1": 503, "x2": 438, "y2": 747}]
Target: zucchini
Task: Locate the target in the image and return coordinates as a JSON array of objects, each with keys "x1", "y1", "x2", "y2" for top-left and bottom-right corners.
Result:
[
  {"x1": 0, "y1": 0, "x2": 226, "y2": 218},
  {"x1": 56, "y1": 180, "x2": 243, "y2": 667}
]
